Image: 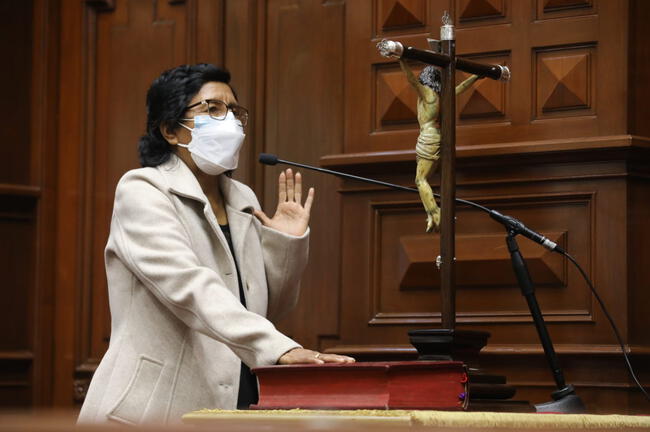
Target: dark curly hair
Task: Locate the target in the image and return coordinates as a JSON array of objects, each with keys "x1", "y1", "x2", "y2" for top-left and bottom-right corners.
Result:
[
  {"x1": 419, "y1": 66, "x2": 441, "y2": 94},
  {"x1": 138, "y1": 63, "x2": 235, "y2": 167}
]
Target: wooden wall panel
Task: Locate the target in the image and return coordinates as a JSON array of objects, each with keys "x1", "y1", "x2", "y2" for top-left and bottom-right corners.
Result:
[
  {"x1": 0, "y1": 1, "x2": 33, "y2": 185},
  {"x1": 629, "y1": 0, "x2": 650, "y2": 138},
  {"x1": 376, "y1": 0, "x2": 429, "y2": 34},
  {"x1": 533, "y1": 45, "x2": 595, "y2": 118},
  {"x1": 0, "y1": 195, "x2": 36, "y2": 408},
  {"x1": 457, "y1": 52, "x2": 509, "y2": 121},
  {"x1": 0, "y1": 0, "x2": 59, "y2": 409},
  {"x1": 0, "y1": 0, "x2": 36, "y2": 379},
  {"x1": 346, "y1": 0, "x2": 630, "y2": 152},
  {"x1": 371, "y1": 195, "x2": 589, "y2": 327},
  {"x1": 262, "y1": 0, "x2": 345, "y2": 350},
  {"x1": 224, "y1": 0, "x2": 263, "y2": 189},
  {"x1": 0, "y1": 197, "x2": 36, "y2": 351},
  {"x1": 457, "y1": 0, "x2": 508, "y2": 24}
]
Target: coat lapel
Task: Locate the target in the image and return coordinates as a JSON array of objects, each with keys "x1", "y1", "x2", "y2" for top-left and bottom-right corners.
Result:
[
  {"x1": 158, "y1": 155, "x2": 257, "y2": 291},
  {"x1": 158, "y1": 155, "x2": 235, "y2": 266}
]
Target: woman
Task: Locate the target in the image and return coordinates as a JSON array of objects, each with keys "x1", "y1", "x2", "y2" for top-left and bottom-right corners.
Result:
[{"x1": 78, "y1": 64, "x2": 354, "y2": 425}]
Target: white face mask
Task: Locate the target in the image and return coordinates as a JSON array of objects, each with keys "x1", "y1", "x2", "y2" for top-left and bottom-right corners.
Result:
[{"x1": 177, "y1": 112, "x2": 245, "y2": 175}]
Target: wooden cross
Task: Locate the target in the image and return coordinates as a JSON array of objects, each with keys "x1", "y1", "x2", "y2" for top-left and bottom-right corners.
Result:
[{"x1": 378, "y1": 12, "x2": 510, "y2": 330}]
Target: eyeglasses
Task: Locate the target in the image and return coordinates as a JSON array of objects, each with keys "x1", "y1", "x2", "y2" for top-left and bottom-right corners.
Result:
[{"x1": 182, "y1": 99, "x2": 249, "y2": 127}]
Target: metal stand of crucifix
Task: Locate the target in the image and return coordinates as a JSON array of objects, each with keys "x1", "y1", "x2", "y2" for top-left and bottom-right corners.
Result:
[{"x1": 378, "y1": 12, "x2": 586, "y2": 413}]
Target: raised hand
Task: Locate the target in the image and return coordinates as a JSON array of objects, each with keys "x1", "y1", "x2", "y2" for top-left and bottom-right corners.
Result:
[
  {"x1": 253, "y1": 169, "x2": 314, "y2": 237},
  {"x1": 278, "y1": 348, "x2": 355, "y2": 365}
]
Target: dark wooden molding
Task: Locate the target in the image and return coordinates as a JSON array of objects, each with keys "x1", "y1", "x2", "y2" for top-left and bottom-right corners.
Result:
[
  {"x1": 320, "y1": 135, "x2": 650, "y2": 170},
  {"x1": 325, "y1": 344, "x2": 650, "y2": 357},
  {"x1": 168, "y1": 0, "x2": 186, "y2": 4},
  {"x1": 0, "y1": 351, "x2": 35, "y2": 361},
  {"x1": 0, "y1": 184, "x2": 41, "y2": 196},
  {"x1": 368, "y1": 310, "x2": 593, "y2": 326},
  {"x1": 85, "y1": 0, "x2": 115, "y2": 12}
]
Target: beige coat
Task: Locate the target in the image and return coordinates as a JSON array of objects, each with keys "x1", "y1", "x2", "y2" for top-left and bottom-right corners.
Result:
[{"x1": 78, "y1": 155, "x2": 307, "y2": 425}]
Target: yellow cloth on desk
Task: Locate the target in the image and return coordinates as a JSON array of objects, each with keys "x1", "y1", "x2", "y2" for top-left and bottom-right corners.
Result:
[{"x1": 184, "y1": 409, "x2": 650, "y2": 429}]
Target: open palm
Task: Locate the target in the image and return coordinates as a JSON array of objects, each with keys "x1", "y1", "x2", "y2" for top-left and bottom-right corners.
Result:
[{"x1": 253, "y1": 169, "x2": 314, "y2": 237}]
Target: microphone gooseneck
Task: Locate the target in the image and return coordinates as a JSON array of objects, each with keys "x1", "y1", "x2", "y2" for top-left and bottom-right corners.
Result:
[
  {"x1": 259, "y1": 153, "x2": 420, "y2": 194},
  {"x1": 258, "y1": 153, "x2": 559, "y2": 253}
]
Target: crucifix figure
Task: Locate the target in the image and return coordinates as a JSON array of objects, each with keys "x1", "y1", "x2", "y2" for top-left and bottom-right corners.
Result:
[{"x1": 399, "y1": 60, "x2": 481, "y2": 232}]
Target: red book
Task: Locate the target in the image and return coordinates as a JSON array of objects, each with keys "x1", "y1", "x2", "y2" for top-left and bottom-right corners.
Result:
[{"x1": 251, "y1": 361, "x2": 468, "y2": 410}]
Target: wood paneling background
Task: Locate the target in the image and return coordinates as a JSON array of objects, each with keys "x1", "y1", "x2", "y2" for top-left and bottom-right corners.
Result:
[
  {"x1": 1, "y1": 0, "x2": 648, "y2": 414},
  {"x1": 0, "y1": 0, "x2": 58, "y2": 408}
]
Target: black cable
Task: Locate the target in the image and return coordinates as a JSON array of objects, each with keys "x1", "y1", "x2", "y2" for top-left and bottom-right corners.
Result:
[{"x1": 563, "y1": 251, "x2": 650, "y2": 402}]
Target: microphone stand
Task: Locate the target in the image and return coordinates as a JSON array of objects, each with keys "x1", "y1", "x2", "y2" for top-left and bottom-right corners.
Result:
[
  {"x1": 259, "y1": 153, "x2": 586, "y2": 412},
  {"x1": 505, "y1": 231, "x2": 585, "y2": 413}
]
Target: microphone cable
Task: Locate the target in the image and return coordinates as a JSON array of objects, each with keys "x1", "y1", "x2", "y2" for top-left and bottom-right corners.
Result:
[{"x1": 561, "y1": 251, "x2": 650, "y2": 402}]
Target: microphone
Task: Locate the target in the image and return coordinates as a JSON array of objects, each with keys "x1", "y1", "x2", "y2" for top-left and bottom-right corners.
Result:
[
  {"x1": 488, "y1": 210, "x2": 563, "y2": 253},
  {"x1": 259, "y1": 153, "x2": 561, "y2": 253},
  {"x1": 376, "y1": 39, "x2": 511, "y2": 82}
]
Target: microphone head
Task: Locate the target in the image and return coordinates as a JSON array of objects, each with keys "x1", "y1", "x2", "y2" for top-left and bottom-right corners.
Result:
[{"x1": 259, "y1": 153, "x2": 279, "y2": 165}]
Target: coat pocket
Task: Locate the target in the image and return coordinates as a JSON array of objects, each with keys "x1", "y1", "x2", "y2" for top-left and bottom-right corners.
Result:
[{"x1": 108, "y1": 355, "x2": 164, "y2": 425}]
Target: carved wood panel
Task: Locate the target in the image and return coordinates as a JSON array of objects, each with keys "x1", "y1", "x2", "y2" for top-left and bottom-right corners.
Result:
[
  {"x1": 376, "y1": 0, "x2": 428, "y2": 35},
  {"x1": 346, "y1": 0, "x2": 627, "y2": 153},
  {"x1": 457, "y1": 52, "x2": 510, "y2": 121},
  {"x1": 534, "y1": 45, "x2": 595, "y2": 119},
  {"x1": 335, "y1": 170, "x2": 632, "y2": 345},
  {"x1": 536, "y1": 0, "x2": 596, "y2": 20},
  {"x1": 374, "y1": 62, "x2": 421, "y2": 130},
  {"x1": 457, "y1": 0, "x2": 508, "y2": 25},
  {"x1": 370, "y1": 194, "x2": 590, "y2": 327}
]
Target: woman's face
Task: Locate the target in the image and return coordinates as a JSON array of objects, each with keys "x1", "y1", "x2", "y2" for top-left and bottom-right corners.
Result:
[{"x1": 173, "y1": 81, "x2": 237, "y2": 145}]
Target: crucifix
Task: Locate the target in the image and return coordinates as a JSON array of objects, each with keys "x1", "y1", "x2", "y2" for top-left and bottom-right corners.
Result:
[{"x1": 377, "y1": 12, "x2": 510, "y2": 355}]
